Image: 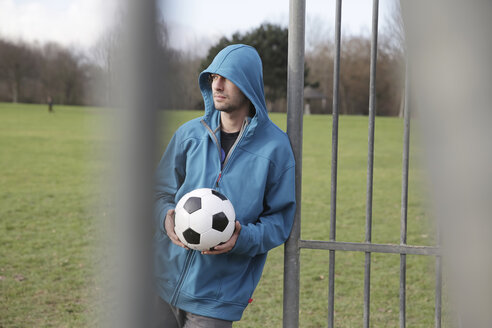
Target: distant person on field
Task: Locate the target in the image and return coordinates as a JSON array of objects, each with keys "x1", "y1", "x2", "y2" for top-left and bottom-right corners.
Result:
[
  {"x1": 153, "y1": 44, "x2": 296, "y2": 327},
  {"x1": 47, "y1": 96, "x2": 54, "y2": 113}
]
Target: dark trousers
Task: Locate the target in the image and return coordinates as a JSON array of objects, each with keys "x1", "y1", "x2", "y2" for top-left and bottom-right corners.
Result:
[{"x1": 152, "y1": 296, "x2": 233, "y2": 328}]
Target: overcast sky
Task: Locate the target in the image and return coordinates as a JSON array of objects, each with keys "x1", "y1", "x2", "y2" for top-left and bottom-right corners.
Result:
[
  {"x1": 0, "y1": 0, "x2": 118, "y2": 49},
  {"x1": 0, "y1": 0, "x2": 397, "y2": 54}
]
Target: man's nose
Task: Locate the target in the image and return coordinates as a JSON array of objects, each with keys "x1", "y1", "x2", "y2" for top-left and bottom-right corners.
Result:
[{"x1": 213, "y1": 77, "x2": 225, "y2": 90}]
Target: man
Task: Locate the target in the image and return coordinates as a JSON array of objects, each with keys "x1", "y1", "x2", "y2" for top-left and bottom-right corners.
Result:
[
  {"x1": 47, "y1": 96, "x2": 54, "y2": 113},
  {"x1": 153, "y1": 44, "x2": 296, "y2": 327}
]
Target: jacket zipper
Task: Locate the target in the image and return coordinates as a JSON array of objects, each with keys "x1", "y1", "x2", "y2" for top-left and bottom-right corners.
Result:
[
  {"x1": 169, "y1": 119, "x2": 249, "y2": 306},
  {"x1": 201, "y1": 120, "x2": 221, "y2": 162},
  {"x1": 201, "y1": 119, "x2": 249, "y2": 188},
  {"x1": 216, "y1": 172, "x2": 222, "y2": 188},
  {"x1": 222, "y1": 119, "x2": 248, "y2": 169},
  {"x1": 171, "y1": 250, "x2": 195, "y2": 305}
]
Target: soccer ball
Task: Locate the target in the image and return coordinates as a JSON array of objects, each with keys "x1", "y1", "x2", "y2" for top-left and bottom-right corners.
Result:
[{"x1": 174, "y1": 188, "x2": 236, "y2": 251}]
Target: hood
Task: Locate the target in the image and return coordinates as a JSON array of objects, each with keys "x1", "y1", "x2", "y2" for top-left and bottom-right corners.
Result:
[{"x1": 198, "y1": 44, "x2": 270, "y2": 136}]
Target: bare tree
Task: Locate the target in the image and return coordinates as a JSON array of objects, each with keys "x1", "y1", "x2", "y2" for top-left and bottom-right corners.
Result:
[
  {"x1": 40, "y1": 42, "x2": 86, "y2": 105},
  {"x1": 91, "y1": 25, "x2": 123, "y2": 106},
  {"x1": 0, "y1": 38, "x2": 90, "y2": 105},
  {"x1": 380, "y1": 0, "x2": 406, "y2": 117},
  {"x1": 305, "y1": 29, "x2": 405, "y2": 117},
  {"x1": 0, "y1": 40, "x2": 37, "y2": 103},
  {"x1": 304, "y1": 18, "x2": 335, "y2": 114}
]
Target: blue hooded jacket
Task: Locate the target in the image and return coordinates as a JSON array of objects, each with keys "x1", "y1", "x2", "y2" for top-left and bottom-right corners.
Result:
[{"x1": 154, "y1": 44, "x2": 295, "y2": 321}]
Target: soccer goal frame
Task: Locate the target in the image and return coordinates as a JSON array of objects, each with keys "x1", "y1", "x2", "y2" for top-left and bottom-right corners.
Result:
[{"x1": 283, "y1": 1, "x2": 442, "y2": 327}]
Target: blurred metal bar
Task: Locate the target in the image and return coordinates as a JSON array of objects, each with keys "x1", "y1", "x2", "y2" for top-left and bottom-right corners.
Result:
[
  {"x1": 299, "y1": 240, "x2": 440, "y2": 256},
  {"x1": 364, "y1": 0, "x2": 379, "y2": 327},
  {"x1": 434, "y1": 223, "x2": 442, "y2": 328},
  {"x1": 328, "y1": 0, "x2": 342, "y2": 327},
  {"x1": 435, "y1": 255, "x2": 442, "y2": 328},
  {"x1": 399, "y1": 56, "x2": 411, "y2": 328},
  {"x1": 107, "y1": 0, "x2": 159, "y2": 327},
  {"x1": 399, "y1": 254, "x2": 407, "y2": 328},
  {"x1": 363, "y1": 253, "x2": 372, "y2": 328},
  {"x1": 283, "y1": 0, "x2": 305, "y2": 327},
  {"x1": 402, "y1": 1, "x2": 492, "y2": 327},
  {"x1": 400, "y1": 58, "x2": 410, "y2": 248}
]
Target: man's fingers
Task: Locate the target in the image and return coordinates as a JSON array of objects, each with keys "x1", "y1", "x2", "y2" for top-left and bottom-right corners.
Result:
[
  {"x1": 202, "y1": 247, "x2": 229, "y2": 255},
  {"x1": 212, "y1": 239, "x2": 234, "y2": 251},
  {"x1": 201, "y1": 239, "x2": 233, "y2": 255},
  {"x1": 164, "y1": 209, "x2": 189, "y2": 250},
  {"x1": 206, "y1": 243, "x2": 230, "y2": 254},
  {"x1": 172, "y1": 237, "x2": 188, "y2": 249},
  {"x1": 202, "y1": 221, "x2": 241, "y2": 255},
  {"x1": 169, "y1": 233, "x2": 189, "y2": 250}
]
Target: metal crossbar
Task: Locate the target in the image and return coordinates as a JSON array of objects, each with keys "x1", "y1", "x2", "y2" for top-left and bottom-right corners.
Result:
[
  {"x1": 299, "y1": 240, "x2": 439, "y2": 256},
  {"x1": 283, "y1": 0, "x2": 442, "y2": 327}
]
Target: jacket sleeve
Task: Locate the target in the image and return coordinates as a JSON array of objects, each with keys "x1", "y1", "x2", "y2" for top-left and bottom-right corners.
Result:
[
  {"x1": 154, "y1": 133, "x2": 185, "y2": 233},
  {"x1": 231, "y1": 164, "x2": 296, "y2": 257}
]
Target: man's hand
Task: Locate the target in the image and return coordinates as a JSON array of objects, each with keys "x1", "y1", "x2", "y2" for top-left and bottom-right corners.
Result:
[
  {"x1": 202, "y1": 220, "x2": 241, "y2": 255},
  {"x1": 164, "y1": 209, "x2": 189, "y2": 250}
]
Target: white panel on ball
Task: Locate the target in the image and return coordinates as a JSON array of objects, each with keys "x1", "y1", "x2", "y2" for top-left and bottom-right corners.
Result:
[
  {"x1": 189, "y1": 210, "x2": 214, "y2": 234},
  {"x1": 200, "y1": 229, "x2": 227, "y2": 250}
]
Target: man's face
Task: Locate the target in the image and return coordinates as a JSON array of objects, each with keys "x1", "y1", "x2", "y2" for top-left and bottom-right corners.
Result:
[{"x1": 211, "y1": 74, "x2": 249, "y2": 113}]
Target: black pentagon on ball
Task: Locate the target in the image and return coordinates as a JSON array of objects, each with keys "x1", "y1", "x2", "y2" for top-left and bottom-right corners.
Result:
[
  {"x1": 211, "y1": 189, "x2": 228, "y2": 201},
  {"x1": 212, "y1": 212, "x2": 229, "y2": 232},
  {"x1": 183, "y1": 197, "x2": 201, "y2": 214},
  {"x1": 182, "y1": 228, "x2": 200, "y2": 244}
]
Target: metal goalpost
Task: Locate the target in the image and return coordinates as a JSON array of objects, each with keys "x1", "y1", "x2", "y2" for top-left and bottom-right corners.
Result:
[{"x1": 283, "y1": 1, "x2": 441, "y2": 327}]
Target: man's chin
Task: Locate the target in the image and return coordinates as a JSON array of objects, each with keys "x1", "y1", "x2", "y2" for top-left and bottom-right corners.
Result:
[{"x1": 216, "y1": 106, "x2": 234, "y2": 113}]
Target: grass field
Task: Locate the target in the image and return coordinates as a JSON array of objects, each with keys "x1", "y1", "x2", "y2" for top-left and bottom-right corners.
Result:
[
  {"x1": 1, "y1": 103, "x2": 439, "y2": 327},
  {"x1": 0, "y1": 103, "x2": 103, "y2": 327}
]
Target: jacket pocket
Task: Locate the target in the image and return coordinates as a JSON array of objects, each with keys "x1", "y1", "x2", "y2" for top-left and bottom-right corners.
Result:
[{"x1": 217, "y1": 254, "x2": 256, "y2": 305}]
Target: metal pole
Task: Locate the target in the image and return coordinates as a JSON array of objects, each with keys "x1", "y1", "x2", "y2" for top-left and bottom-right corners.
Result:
[
  {"x1": 434, "y1": 218, "x2": 442, "y2": 328},
  {"x1": 106, "y1": 0, "x2": 160, "y2": 327},
  {"x1": 364, "y1": 0, "x2": 379, "y2": 327},
  {"x1": 402, "y1": 1, "x2": 492, "y2": 326},
  {"x1": 328, "y1": 1, "x2": 342, "y2": 327},
  {"x1": 283, "y1": 0, "x2": 305, "y2": 327},
  {"x1": 399, "y1": 55, "x2": 411, "y2": 328},
  {"x1": 435, "y1": 254, "x2": 442, "y2": 328}
]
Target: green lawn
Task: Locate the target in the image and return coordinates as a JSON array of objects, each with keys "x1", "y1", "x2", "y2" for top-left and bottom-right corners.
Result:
[
  {"x1": 1, "y1": 103, "x2": 439, "y2": 327},
  {"x1": 0, "y1": 103, "x2": 103, "y2": 327}
]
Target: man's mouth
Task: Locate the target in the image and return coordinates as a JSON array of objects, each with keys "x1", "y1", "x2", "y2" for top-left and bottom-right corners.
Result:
[{"x1": 214, "y1": 94, "x2": 226, "y2": 100}]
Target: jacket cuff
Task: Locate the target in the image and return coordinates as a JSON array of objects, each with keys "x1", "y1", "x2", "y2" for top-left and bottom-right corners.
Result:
[{"x1": 231, "y1": 223, "x2": 252, "y2": 255}]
